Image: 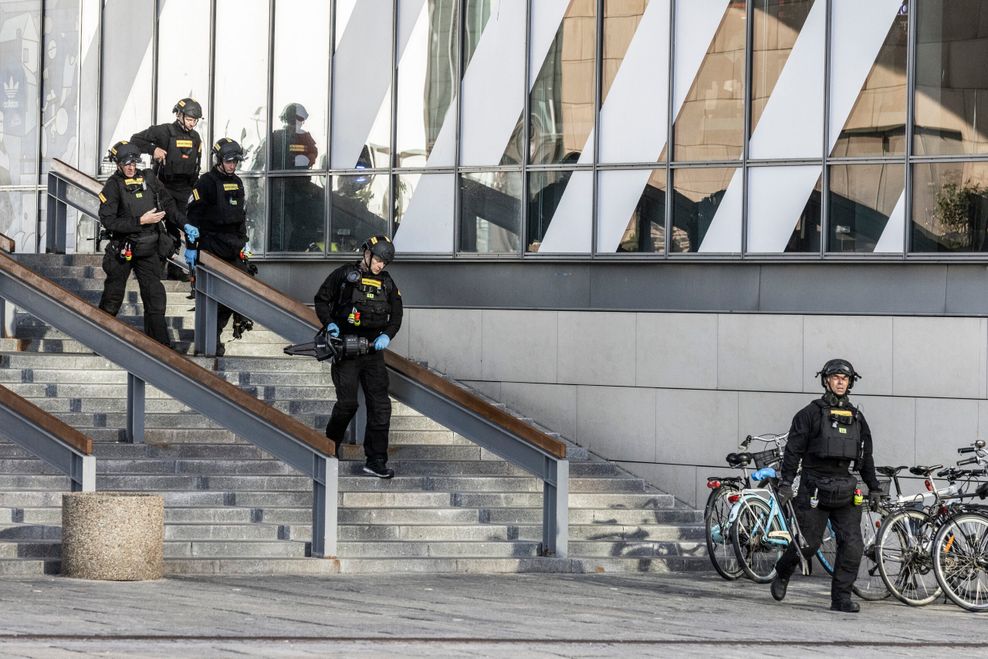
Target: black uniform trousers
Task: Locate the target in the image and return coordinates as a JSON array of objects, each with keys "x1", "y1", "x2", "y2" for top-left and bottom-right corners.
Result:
[
  {"x1": 325, "y1": 350, "x2": 391, "y2": 463},
  {"x1": 98, "y1": 247, "x2": 171, "y2": 346},
  {"x1": 160, "y1": 186, "x2": 190, "y2": 278},
  {"x1": 774, "y1": 485, "x2": 864, "y2": 603}
]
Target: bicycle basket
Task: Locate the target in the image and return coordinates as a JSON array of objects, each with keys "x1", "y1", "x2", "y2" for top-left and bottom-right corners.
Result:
[
  {"x1": 752, "y1": 448, "x2": 781, "y2": 469},
  {"x1": 872, "y1": 478, "x2": 891, "y2": 497}
]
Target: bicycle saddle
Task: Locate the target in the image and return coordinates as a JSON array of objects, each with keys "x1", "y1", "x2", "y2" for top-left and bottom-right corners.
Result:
[
  {"x1": 909, "y1": 464, "x2": 943, "y2": 477},
  {"x1": 726, "y1": 452, "x2": 752, "y2": 467},
  {"x1": 877, "y1": 465, "x2": 908, "y2": 477}
]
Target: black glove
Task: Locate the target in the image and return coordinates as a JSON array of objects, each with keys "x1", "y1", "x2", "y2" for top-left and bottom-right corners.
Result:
[
  {"x1": 777, "y1": 482, "x2": 795, "y2": 507},
  {"x1": 867, "y1": 489, "x2": 883, "y2": 511}
]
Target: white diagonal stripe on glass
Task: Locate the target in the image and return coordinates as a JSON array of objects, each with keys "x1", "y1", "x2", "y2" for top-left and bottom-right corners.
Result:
[
  {"x1": 747, "y1": 165, "x2": 821, "y2": 253},
  {"x1": 873, "y1": 189, "x2": 905, "y2": 253},
  {"x1": 698, "y1": 169, "x2": 743, "y2": 253}
]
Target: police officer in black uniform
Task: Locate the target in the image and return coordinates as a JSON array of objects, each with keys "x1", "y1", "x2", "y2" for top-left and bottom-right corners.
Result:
[
  {"x1": 770, "y1": 358, "x2": 883, "y2": 613},
  {"x1": 97, "y1": 140, "x2": 182, "y2": 346},
  {"x1": 130, "y1": 97, "x2": 203, "y2": 281},
  {"x1": 314, "y1": 235, "x2": 403, "y2": 478},
  {"x1": 185, "y1": 138, "x2": 255, "y2": 357}
]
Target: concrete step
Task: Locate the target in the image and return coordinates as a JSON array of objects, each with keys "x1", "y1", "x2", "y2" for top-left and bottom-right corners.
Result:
[{"x1": 0, "y1": 558, "x2": 59, "y2": 576}]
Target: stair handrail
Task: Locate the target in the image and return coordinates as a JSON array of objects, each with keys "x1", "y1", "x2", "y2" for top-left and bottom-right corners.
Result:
[
  {"x1": 0, "y1": 232, "x2": 95, "y2": 492},
  {"x1": 193, "y1": 251, "x2": 569, "y2": 556},
  {"x1": 47, "y1": 159, "x2": 103, "y2": 254},
  {"x1": 0, "y1": 250, "x2": 339, "y2": 557}
]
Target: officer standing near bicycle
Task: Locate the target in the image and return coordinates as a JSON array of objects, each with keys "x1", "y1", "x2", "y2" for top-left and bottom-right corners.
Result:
[
  {"x1": 314, "y1": 235, "x2": 402, "y2": 479},
  {"x1": 130, "y1": 97, "x2": 204, "y2": 281},
  {"x1": 769, "y1": 358, "x2": 883, "y2": 613}
]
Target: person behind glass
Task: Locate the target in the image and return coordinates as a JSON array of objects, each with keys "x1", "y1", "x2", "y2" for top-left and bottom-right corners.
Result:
[
  {"x1": 97, "y1": 140, "x2": 182, "y2": 347},
  {"x1": 184, "y1": 138, "x2": 255, "y2": 357},
  {"x1": 129, "y1": 97, "x2": 203, "y2": 282},
  {"x1": 314, "y1": 235, "x2": 403, "y2": 479},
  {"x1": 769, "y1": 358, "x2": 883, "y2": 613}
]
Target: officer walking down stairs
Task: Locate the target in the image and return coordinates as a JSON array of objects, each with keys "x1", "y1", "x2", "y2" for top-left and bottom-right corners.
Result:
[
  {"x1": 315, "y1": 235, "x2": 403, "y2": 479},
  {"x1": 770, "y1": 359, "x2": 882, "y2": 613}
]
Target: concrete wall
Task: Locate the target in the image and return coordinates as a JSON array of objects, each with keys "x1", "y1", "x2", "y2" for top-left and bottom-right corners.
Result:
[{"x1": 390, "y1": 309, "x2": 988, "y2": 508}]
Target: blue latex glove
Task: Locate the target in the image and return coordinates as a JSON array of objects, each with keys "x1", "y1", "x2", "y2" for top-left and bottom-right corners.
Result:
[
  {"x1": 374, "y1": 334, "x2": 390, "y2": 351},
  {"x1": 325, "y1": 323, "x2": 340, "y2": 337},
  {"x1": 751, "y1": 467, "x2": 777, "y2": 481},
  {"x1": 184, "y1": 248, "x2": 197, "y2": 268},
  {"x1": 183, "y1": 224, "x2": 199, "y2": 242}
]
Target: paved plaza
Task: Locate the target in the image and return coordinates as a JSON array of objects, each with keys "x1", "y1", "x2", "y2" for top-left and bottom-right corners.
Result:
[{"x1": 0, "y1": 571, "x2": 984, "y2": 657}]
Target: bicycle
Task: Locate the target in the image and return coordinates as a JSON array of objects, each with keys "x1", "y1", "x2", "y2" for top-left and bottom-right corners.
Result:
[
  {"x1": 704, "y1": 452, "x2": 751, "y2": 580},
  {"x1": 931, "y1": 440, "x2": 988, "y2": 611}
]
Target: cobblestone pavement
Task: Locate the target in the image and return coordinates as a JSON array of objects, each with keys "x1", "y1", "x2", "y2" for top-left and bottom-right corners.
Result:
[{"x1": 0, "y1": 572, "x2": 985, "y2": 657}]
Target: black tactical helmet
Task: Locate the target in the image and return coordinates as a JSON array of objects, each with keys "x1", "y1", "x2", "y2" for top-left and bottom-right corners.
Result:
[
  {"x1": 173, "y1": 97, "x2": 203, "y2": 119},
  {"x1": 361, "y1": 234, "x2": 395, "y2": 264},
  {"x1": 279, "y1": 102, "x2": 309, "y2": 124},
  {"x1": 212, "y1": 138, "x2": 245, "y2": 164},
  {"x1": 817, "y1": 358, "x2": 861, "y2": 390},
  {"x1": 108, "y1": 140, "x2": 142, "y2": 165}
]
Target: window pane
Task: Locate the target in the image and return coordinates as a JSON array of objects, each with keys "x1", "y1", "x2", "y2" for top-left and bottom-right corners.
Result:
[
  {"x1": 214, "y1": 0, "x2": 268, "y2": 169},
  {"x1": 459, "y1": 171, "x2": 521, "y2": 253},
  {"x1": 672, "y1": 0, "x2": 746, "y2": 162},
  {"x1": 520, "y1": 0, "x2": 596, "y2": 166},
  {"x1": 750, "y1": 0, "x2": 813, "y2": 135},
  {"x1": 460, "y1": 0, "x2": 525, "y2": 167},
  {"x1": 332, "y1": 0, "x2": 392, "y2": 168},
  {"x1": 331, "y1": 172, "x2": 389, "y2": 254},
  {"x1": 527, "y1": 169, "x2": 592, "y2": 252},
  {"x1": 42, "y1": 0, "x2": 77, "y2": 171},
  {"x1": 270, "y1": 0, "x2": 329, "y2": 173},
  {"x1": 396, "y1": 0, "x2": 458, "y2": 167},
  {"x1": 100, "y1": 0, "x2": 153, "y2": 172},
  {"x1": 914, "y1": 0, "x2": 988, "y2": 156},
  {"x1": 0, "y1": 190, "x2": 38, "y2": 252},
  {"x1": 598, "y1": 169, "x2": 668, "y2": 253},
  {"x1": 671, "y1": 167, "x2": 737, "y2": 252},
  {"x1": 747, "y1": 166, "x2": 821, "y2": 252},
  {"x1": 242, "y1": 176, "x2": 264, "y2": 253},
  {"x1": 393, "y1": 172, "x2": 455, "y2": 253},
  {"x1": 268, "y1": 176, "x2": 327, "y2": 253},
  {"x1": 602, "y1": 0, "x2": 648, "y2": 104},
  {"x1": 828, "y1": 164, "x2": 904, "y2": 253},
  {"x1": 157, "y1": 0, "x2": 210, "y2": 150},
  {"x1": 911, "y1": 162, "x2": 988, "y2": 252},
  {"x1": 830, "y1": 1, "x2": 907, "y2": 158}
]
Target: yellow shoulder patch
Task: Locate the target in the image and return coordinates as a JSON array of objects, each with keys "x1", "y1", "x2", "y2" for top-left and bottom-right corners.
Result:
[
  {"x1": 192, "y1": 189, "x2": 200, "y2": 201},
  {"x1": 98, "y1": 193, "x2": 107, "y2": 203}
]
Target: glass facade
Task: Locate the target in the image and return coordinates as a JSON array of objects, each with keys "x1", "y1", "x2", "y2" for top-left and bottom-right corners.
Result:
[{"x1": 6, "y1": 0, "x2": 988, "y2": 257}]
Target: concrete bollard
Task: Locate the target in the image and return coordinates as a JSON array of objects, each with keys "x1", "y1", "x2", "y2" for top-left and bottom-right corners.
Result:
[{"x1": 61, "y1": 492, "x2": 164, "y2": 580}]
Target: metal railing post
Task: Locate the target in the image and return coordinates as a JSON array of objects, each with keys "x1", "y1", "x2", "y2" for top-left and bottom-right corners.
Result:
[
  {"x1": 310, "y1": 454, "x2": 339, "y2": 558},
  {"x1": 126, "y1": 373, "x2": 145, "y2": 443},
  {"x1": 542, "y1": 458, "x2": 569, "y2": 558},
  {"x1": 194, "y1": 271, "x2": 219, "y2": 356},
  {"x1": 71, "y1": 454, "x2": 96, "y2": 492},
  {"x1": 46, "y1": 177, "x2": 68, "y2": 254}
]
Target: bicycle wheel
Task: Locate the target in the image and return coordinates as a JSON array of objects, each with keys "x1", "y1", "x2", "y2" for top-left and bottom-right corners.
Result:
[
  {"x1": 876, "y1": 508, "x2": 941, "y2": 606},
  {"x1": 817, "y1": 519, "x2": 836, "y2": 576},
  {"x1": 853, "y1": 504, "x2": 891, "y2": 601},
  {"x1": 730, "y1": 497, "x2": 784, "y2": 583},
  {"x1": 932, "y1": 512, "x2": 988, "y2": 612},
  {"x1": 704, "y1": 486, "x2": 743, "y2": 580}
]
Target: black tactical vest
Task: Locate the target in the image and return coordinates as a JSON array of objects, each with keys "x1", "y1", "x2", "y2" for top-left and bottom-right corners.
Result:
[
  {"x1": 810, "y1": 401, "x2": 862, "y2": 461},
  {"x1": 110, "y1": 173, "x2": 160, "y2": 257},
  {"x1": 160, "y1": 123, "x2": 200, "y2": 182},
  {"x1": 339, "y1": 267, "x2": 391, "y2": 330},
  {"x1": 206, "y1": 170, "x2": 246, "y2": 228}
]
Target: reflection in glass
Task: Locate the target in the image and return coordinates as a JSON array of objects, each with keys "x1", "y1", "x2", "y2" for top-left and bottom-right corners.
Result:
[
  {"x1": 268, "y1": 176, "x2": 327, "y2": 253},
  {"x1": 157, "y1": 0, "x2": 210, "y2": 147},
  {"x1": 750, "y1": 0, "x2": 813, "y2": 135},
  {"x1": 912, "y1": 162, "x2": 988, "y2": 252},
  {"x1": 602, "y1": 0, "x2": 649, "y2": 105},
  {"x1": 241, "y1": 177, "x2": 264, "y2": 253},
  {"x1": 396, "y1": 0, "x2": 458, "y2": 167},
  {"x1": 1, "y1": 4, "x2": 40, "y2": 182},
  {"x1": 784, "y1": 175, "x2": 822, "y2": 253},
  {"x1": 828, "y1": 164, "x2": 904, "y2": 252},
  {"x1": 214, "y1": 0, "x2": 268, "y2": 167},
  {"x1": 915, "y1": 0, "x2": 988, "y2": 155},
  {"x1": 100, "y1": 0, "x2": 153, "y2": 170},
  {"x1": 0, "y1": 190, "x2": 38, "y2": 252},
  {"x1": 463, "y1": 0, "x2": 490, "y2": 70},
  {"x1": 332, "y1": 173, "x2": 389, "y2": 254},
  {"x1": 507, "y1": 0, "x2": 596, "y2": 166},
  {"x1": 671, "y1": 167, "x2": 735, "y2": 251},
  {"x1": 831, "y1": 2, "x2": 907, "y2": 157},
  {"x1": 673, "y1": 1, "x2": 746, "y2": 161},
  {"x1": 618, "y1": 169, "x2": 668, "y2": 253},
  {"x1": 269, "y1": 0, "x2": 330, "y2": 173},
  {"x1": 42, "y1": 0, "x2": 78, "y2": 171},
  {"x1": 394, "y1": 172, "x2": 421, "y2": 230},
  {"x1": 393, "y1": 172, "x2": 455, "y2": 252},
  {"x1": 459, "y1": 171, "x2": 521, "y2": 253},
  {"x1": 527, "y1": 169, "x2": 588, "y2": 252}
]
